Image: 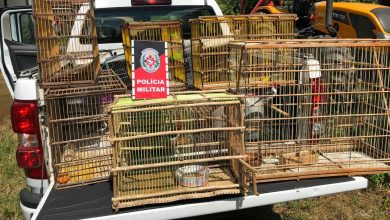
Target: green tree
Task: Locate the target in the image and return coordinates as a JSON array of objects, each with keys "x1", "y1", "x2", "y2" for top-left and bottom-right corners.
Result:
[{"x1": 217, "y1": 0, "x2": 259, "y2": 15}]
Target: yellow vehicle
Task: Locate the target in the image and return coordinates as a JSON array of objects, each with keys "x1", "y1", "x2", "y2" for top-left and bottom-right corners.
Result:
[
  {"x1": 312, "y1": 1, "x2": 390, "y2": 39},
  {"x1": 255, "y1": 5, "x2": 288, "y2": 14}
]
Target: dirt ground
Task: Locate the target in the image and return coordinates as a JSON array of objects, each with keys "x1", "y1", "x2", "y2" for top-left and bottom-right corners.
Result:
[{"x1": 0, "y1": 74, "x2": 13, "y2": 122}]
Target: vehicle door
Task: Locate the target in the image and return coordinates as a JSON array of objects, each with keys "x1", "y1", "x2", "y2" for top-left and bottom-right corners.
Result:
[{"x1": 0, "y1": 6, "x2": 36, "y2": 97}]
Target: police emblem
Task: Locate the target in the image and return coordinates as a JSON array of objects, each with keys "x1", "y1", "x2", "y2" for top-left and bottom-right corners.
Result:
[{"x1": 140, "y1": 48, "x2": 160, "y2": 73}]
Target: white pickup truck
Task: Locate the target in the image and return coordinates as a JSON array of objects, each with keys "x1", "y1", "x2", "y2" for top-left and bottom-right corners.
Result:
[{"x1": 0, "y1": 0, "x2": 367, "y2": 219}]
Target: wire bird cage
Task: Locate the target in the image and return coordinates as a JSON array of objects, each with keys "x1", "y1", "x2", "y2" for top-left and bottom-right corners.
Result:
[
  {"x1": 109, "y1": 91, "x2": 250, "y2": 211},
  {"x1": 45, "y1": 70, "x2": 126, "y2": 188},
  {"x1": 32, "y1": 0, "x2": 100, "y2": 87},
  {"x1": 102, "y1": 54, "x2": 131, "y2": 89},
  {"x1": 229, "y1": 39, "x2": 390, "y2": 183},
  {"x1": 122, "y1": 21, "x2": 187, "y2": 92},
  {"x1": 189, "y1": 14, "x2": 296, "y2": 90}
]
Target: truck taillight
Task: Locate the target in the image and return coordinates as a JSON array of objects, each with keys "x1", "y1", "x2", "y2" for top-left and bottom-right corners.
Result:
[
  {"x1": 16, "y1": 146, "x2": 42, "y2": 169},
  {"x1": 11, "y1": 100, "x2": 47, "y2": 179},
  {"x1": 11, "y1": 100, "x2": 38, "y2": 134}
]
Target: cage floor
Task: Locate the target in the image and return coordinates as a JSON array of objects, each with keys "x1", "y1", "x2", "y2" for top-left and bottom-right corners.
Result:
[
  {"x1": 253, "y1": 152, "x2": 389, "y2": 182},
  {"x1": 56, "y1": 147, "x2": 113, "y2": 188},
  {"x1": 170, "y1": 81, "x2": 187, "y2": 92},
  {"x1": 197, "y1": 82, "x2": 230, "y2": 90},
  {"x1": 114, "y1": 166, "x2": 241, "y2": 209}
]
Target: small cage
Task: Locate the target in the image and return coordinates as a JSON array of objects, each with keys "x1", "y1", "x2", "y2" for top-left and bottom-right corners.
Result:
[
  {"x1": 109, "y1": 92, "x2": 248, "y2": 210},
  {"x1": 189, "y1": 14, "x2": 296, "y2": 90},
  {"x1": 32, "y1": 0, "x2": 100, "y2": 87},
  {"x1": 122, "y1": 21, "x2": 187, "y2": 91},
  {"x1": 229, "y1": 39, "x2": 390, "y2": 183},
  {"x1": 45, "y1": 70, "x2": 127, "y2": 188},
  {"x1": 102, "y1": 54, "x2": 130, "y2": 89}
]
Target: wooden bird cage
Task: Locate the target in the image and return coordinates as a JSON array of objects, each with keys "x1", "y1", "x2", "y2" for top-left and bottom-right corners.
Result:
[
  {"x1": 32, "y1": 0, "x2": 100, "y2": 87},
  {"x1": 45, "y1": 70, "x2": 126, "y2": 188},
  {"x1": 121, "y1": 21, "x2": 187, "y2": 91},
  {"x1": 229, "y1": 39, "x2": 390, "y2": 183},
  {"x1": 189, "y1": 14, "x2": 296, "y2": 90},
  {"x1": 109, "y1": 91, "x2": 252, "y2": 211}
]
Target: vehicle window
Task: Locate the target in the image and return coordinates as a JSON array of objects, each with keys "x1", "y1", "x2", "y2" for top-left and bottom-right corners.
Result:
[
  {"x1": 332, "y1": 10, "x2": 350, "y2": 25},
  {"x1": 348, "y1": 13, "x2": 376, "y2": 38},
  {"x1": 19, "y1": 13, "x2": 35, "y2": 45},
  {"x1": 10, "y1": 12, "x2": 35, "y2": 45},
  {"x1": 256, "y1": 9, "x2": 271, "y2": 14},
  {"x1": 85, "y1": 6, "x2": 215, "y2": 44},
  {"x1": 370, "y1": 8, "x2": 390, "y2": 33}
]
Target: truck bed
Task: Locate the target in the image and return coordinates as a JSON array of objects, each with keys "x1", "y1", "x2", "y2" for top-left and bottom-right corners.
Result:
[{"x1": 35, "y1": 176, "x2": 367, "y2": 220}]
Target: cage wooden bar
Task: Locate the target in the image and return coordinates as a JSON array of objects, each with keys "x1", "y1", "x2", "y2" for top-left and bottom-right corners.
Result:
[
  {"x1": 109, "y1": 91, "x2": 251, "y2": 211},
  {"x1": 121, "y1": 21, "x2": 187, "y2": 91},
  {"x1": 45, "y1": 70, "x2": 127, "y2": 188},
  {"x1": 32, "y1": 0, "x2": 100, "y2": 87},
  {"x1": 189, "y1": 14, "x2": 296, "y2": 90},
  {"x1": 229, "y1": 39, "x2": 390, "y2": 183}
]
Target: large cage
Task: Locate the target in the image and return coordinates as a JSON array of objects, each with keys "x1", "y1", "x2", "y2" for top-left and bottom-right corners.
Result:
[
  {"x1": 189, "y1": 14, "x2": 296, "y2": 90},
  {"x1": 45, "y1": 70, "x2": 126, "y2": 188},
  {"x1": 109, "y1": 92, "x2": 249, "y2": 211},
  {"x1": 229, "y1": 39, "x2": 390, "y2": 183},
  {"x1": 122, "y1": 21, "x2": 187, "y2": 91},
  {"x1": 32, "y1": 0, "x2": 100, "y2": 87}
]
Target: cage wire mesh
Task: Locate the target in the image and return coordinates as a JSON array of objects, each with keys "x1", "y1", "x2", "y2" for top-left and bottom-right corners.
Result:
[
  {"x1": 102, "y1": 53, "x2": 130, "y2": 89},
  {"x1": 229, "y1": 39, "x2": 390, "y2": 183},
  {"x1": 32, "y1": 0, "x2": 100, "y2": 87},
  {"x1": 121, "y1": 21, "x2": 187, "y2": 92},
  {"x1": 45, "y1": 70, "x2": 126, "y2": 188},
  {"x1": 109, "y1": 92, "x2": 249, "y2": 210},
  {"x1": 189, "y1": 14, "x2": 296, "y2": 90}
]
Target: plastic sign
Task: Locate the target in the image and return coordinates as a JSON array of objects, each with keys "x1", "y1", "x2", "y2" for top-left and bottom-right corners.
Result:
[{"x1": 132, "y1": 40, "x2": 169, "y2": 99}]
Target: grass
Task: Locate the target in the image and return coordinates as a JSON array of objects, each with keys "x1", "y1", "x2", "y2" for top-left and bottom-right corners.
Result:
[
  {"x1": 0, "y1": 122, "x2": 25, "y2": 220},
  {"x1": 274, "y1": 181, "x2": 390, "y2": 220}
]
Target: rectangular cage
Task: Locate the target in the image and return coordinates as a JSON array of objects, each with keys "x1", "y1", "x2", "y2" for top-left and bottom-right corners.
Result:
[
  {"x1": 189, "y1": 14, "x2": 296, "y2": 90},
  {"x1": 32, "y1": 0, "x2": 100, "y2": 87},
  {"x1": 121, "y1": 21, "x2": 187, "y2": 91},
  {"x1": 229, "y1": 39, "x2": 390, "y2": 183},
  {"x1": 45, "y1": 70, "x2": 127, "y2": 188},
  {"x1": 109, "y1": 92, "x2": 250, "y2": 210},
  {"x1": 102, "y1": 54, "x2": 131, "y2": 90}
]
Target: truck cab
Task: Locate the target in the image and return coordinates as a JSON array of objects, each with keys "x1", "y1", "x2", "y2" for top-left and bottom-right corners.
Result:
[
  {"x1": 312, "y1": 1, "x2": 390, "y2": 39},
  {"x1": 0, "y1": 1, "x2": 368, "y2": 219}
]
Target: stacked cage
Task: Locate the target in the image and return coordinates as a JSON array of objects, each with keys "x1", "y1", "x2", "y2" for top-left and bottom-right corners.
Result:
[
  {"x1": 45, "y1": 71, "x2": 127, "y2": 188},
  {"x1": 190, "y1": 14, "x2": 296, "y2": 90},
  {"x1": 229, "y1": 39, "x2": 390, "y2": 183},
  {"x1": 33, "y1": 0, "x2": 100, "y2": 87},
  {"x1": 46, "y1": 71, "x2": 127, "y2": 188},
  {"x1": 122, "y1": 21, "x2": 187, "y2": 92},
  {"x1": 109, "y1": 92, "x2": 249, "y2": 211}
]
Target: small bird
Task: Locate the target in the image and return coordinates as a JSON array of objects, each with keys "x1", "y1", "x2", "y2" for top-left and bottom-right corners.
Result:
[{"x1": 52, "y1": 16, "x2": 61, "y2": 34}]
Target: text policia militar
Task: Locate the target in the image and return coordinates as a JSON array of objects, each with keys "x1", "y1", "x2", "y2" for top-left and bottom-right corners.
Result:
[{"x1": 135, "y1": 79, "x2": 167, "y2": 92}]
